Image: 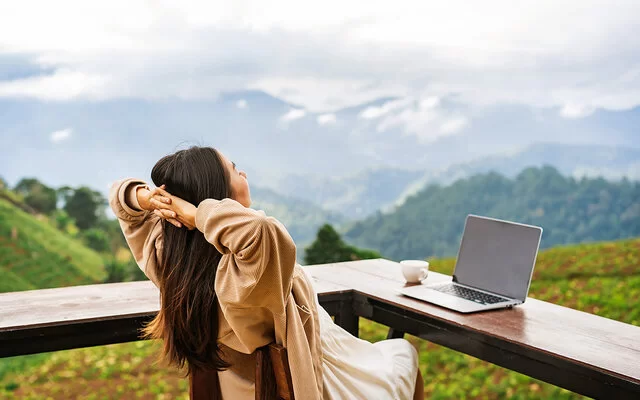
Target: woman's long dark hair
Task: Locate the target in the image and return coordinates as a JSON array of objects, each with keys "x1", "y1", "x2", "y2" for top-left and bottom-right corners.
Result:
[{"x1": 143, "y1": 146, "x2": 231, "y2": 376}]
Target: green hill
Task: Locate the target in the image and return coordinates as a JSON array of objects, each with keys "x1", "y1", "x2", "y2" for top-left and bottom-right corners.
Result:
[
  {"x1": 1, "y1": 237, "x2": 638, "y2": 399},
  {"x1": 345, "y1": 166, "x2": 640, "y2": 260},
  {"x1": 0, "y1": 197, "x2": 106, "y2": 292},
  {"x1": 0, "y1": 195, "x2": 109, "y2": 388}
]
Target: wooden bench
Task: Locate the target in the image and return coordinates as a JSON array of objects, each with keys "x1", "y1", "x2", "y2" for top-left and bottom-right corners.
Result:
[{"x1": 1, "y1": 259, "x2": 639, "y2": 399}]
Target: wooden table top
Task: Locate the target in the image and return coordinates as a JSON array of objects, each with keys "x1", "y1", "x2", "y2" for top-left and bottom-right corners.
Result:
[{"x1": 305, "y1": 259, "x2": 640, "y2": 385}]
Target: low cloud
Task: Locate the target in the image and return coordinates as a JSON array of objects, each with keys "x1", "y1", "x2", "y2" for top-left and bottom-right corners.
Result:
[
  {"x1": 560, "y1": 103, "x2": 595, "y2": 119},
  {"x1": 236, "y1": 99, "x2": 248, "y2": 109},
  {"x1": 50, "y1": 128, "x2": 72, "y2": 143},
  {"x1": 375, "y1": 96, "x2": 468, "y2": 143},
  {"x1": 0, "y1": 70, "x2": 107, "y2": 100},
  {"x1": 317, "y1": 113, "x2": 336, "y2": 125},
  {"x1": 440, "y1": 117, "x2": 467, "y2": 134},
  {"x1": 359, "y1": 99, "x2": 409, "y2": 119},
  {"x1": 280, "y1": 108, "x2": 306, "y2": 122}
]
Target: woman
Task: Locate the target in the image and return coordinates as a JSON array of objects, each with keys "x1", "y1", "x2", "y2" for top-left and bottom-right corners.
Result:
[{"x1": 109, "y1": 146, "x2": 423, "y2": 399}]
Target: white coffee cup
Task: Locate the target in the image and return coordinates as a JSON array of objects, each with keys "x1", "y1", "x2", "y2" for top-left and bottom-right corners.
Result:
[{"x1": 400, "y1": 260, "x2": 429, "y2": 283}]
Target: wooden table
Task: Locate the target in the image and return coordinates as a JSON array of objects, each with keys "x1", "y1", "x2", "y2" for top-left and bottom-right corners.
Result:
[
  {"x1": 1, "y1": 259, "x2": 639, "y2": 399},
  {"x1": 306, "y1": 259, "x2": 640, "y2": 400}
]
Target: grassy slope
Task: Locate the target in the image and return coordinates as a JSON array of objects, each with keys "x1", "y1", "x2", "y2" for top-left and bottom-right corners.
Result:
[
  {"x1": 0, "y1": 196, "x2": 109, "y2": 390},
  {"x1": 1, "y1": 238, "x2": 639, "y2": 399},
  {"x1": 0, "y1": 198, "x2": 106, "y2": 290}
]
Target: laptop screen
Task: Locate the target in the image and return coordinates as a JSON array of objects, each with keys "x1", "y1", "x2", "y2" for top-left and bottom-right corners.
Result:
[{"x1": 454, "y1": 215, "x2": 542, "y2": 301}]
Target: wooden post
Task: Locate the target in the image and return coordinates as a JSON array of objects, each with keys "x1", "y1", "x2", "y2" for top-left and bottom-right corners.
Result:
[
  {"x1": 335, "y1": 299, "x2": 359, "y2": 338},
  {"x1": 387, "y1": 328, "x2": 405, "y2": 339}
]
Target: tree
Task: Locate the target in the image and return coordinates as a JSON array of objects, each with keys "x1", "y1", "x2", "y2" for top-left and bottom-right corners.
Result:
[
  {"x1": 81, "y1": 228, "x2": 111, "y2": 253},
  {"x1": 63, "y1": 186, "x2": 106, "y2": 230},
  {"x1": 304, "y1": 224, "x2": 381, "y2": 265},
  {"x1": 0, "y1": 176, "x2": 6, "y2": 190},
  {"x1": 96, "y1": 218, "x2": 129, "y2": 254},
  {"x1": 13, "y1": 178, "x2": 58, "y2": 214},
  {"x1": 56, "y1": 186, "x2": 75, "y2": 204},
  {"x1": 104, "y1": 259, "x2": 147, "y2": 283}
]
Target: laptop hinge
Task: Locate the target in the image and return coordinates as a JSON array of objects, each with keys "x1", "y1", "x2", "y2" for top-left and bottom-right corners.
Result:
[{"x1": 452, "y1": 274, "x2": 458, "y2": 283}]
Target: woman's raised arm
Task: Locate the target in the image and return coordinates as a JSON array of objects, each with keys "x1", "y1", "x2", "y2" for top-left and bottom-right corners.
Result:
[
  {"x1": 108, "y1": 178, "x2": 164, "y2": 285},
  {"x1": 196, "y1": 198, "x2": 297, "y2": 319}
]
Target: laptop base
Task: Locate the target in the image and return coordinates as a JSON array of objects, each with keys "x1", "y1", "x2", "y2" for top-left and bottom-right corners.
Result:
[{"x1": 400, "y1": 283, "x2": 521, "y2": 313}]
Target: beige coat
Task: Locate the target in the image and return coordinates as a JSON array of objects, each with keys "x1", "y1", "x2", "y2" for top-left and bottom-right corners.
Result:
[{"x1": 109, "y1": 178, "x2": 323, "y2": 399}]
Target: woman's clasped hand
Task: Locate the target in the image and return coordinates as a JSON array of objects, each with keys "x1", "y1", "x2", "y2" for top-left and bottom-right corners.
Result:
[{"x1": 138, "y1": 184, "x2": 197, "y2": 230}]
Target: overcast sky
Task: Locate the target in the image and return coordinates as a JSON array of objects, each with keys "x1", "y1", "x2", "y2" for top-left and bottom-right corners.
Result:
[{"x1": 1, "y1": 0, "x2": 639, "y2": 118}]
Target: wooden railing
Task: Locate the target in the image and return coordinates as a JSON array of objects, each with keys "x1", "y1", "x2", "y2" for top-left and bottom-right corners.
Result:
[{"x1": 1, "y1": 259, "x2": 639, "y2": 399}]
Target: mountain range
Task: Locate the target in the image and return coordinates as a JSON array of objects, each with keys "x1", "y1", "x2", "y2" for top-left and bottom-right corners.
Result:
[
  {"x1": 249, "y1": 186, "x2": 345, "y2": 249},
  {"x1": 2, "y1": 90, "x2": 639, "y2": 244},
  {"x1": 344, "y1": 166, "x2": 640, "y2": 261},
  {"x1": 1, "y1": 90, "x2": 638, "y2": 196},
  {"x1": 274, "y1": 142, "x2": 640, "y2": 220}
]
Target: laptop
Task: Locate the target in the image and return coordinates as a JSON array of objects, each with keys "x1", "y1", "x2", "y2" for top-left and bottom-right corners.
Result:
[{"x1": 400, "y1": 215, "x2": 542, "y2": 313}]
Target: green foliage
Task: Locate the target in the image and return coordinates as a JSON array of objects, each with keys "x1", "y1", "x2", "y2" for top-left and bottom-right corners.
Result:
[
  {"x1": 0, "y1": 353, "x2": 50, "y2": 383},
  {"x1": 103, "y1": 259, "x2": 128, "y2": 283},
  {"x1": 104, "y1": 259, "x2": 147, "y2": 283},
  {"x1": 80, "y1": 228, "x2": 111, "y2": 253},
  {"x1": 51, "y1": 209, "x2": 77, "y2": 234},
  {"x1": 346, "y1": 166, "x2": 640, "y2": 260},
  {"x1": 63, "y1": 187, "x2": 106, "y2": 230},
  {"x1": 0, "y1": 198, "x2": 106, "y2": 291},
  {"x1": 13, "y1": 178, "x2": 57, "y2": 215},
  {"x1": 0, "y1": 188, "x2": 21, "y2": 203},
  {"x1": 1, "y1": 238, "x2": 638, "y2": 399},
  {"x1": 304, "y1": 224, "x2": 381, "y2": 265},
  {"x1": 0, "y1": 268, "x2": 35, "y2": 292},
  {"x1": 95, "y1": 218, "x2": 129, "y2": 254}
]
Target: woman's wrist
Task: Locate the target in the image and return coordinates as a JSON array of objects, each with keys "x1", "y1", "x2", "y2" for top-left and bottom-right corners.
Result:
[
  {"x1": 136, "y1": 186, "x2": 152, "y2": 211},
  {"x1": 184, "y1": 203, "x2": 197, "y2": 228}
]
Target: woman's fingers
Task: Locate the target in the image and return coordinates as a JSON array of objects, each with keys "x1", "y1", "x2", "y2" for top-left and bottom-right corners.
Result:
[
  {"x1": 152, "y1": 209, "x2": 193, "y2": 230},
  {"x1": 162, "y1": 208, "x2": 177, "y2": 219},
  {"x1": 172, "y1": 213, "x2": 195, "y2": 230},
  {"x1": 153, "y1": 194, "x2": 171, "y2": 204},
  {"x1": 154, "y1": 186, "x2": 173, "y2": 199},
  {"x1": 150, "y1": 197, "x2": 172, "y2": 210},
  {"x1": 153, "y1": 208, "x2": 177, "y2": 220},
  {"x1": 153, "y1": 209, "x2": 182, "y2": 228}
]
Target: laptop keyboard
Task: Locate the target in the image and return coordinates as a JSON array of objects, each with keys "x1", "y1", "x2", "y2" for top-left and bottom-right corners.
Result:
[{"x1": 433, "y1": 284, "x2": 507, "y2": 305}]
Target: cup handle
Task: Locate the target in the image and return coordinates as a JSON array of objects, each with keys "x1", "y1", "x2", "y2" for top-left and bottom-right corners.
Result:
[{"x1": 419, "y1": 268, "x2": 428, "y2": 281}]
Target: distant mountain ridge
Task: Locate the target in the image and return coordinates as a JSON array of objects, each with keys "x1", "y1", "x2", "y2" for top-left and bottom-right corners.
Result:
[
  {"x1": 250, "y1": 186, "x2": 345, "y2": 249},
  {"x1": 344, "y1": 166, "x2": 640, "y2": 261},
  {"x1": 274, "y1": 168, "x2": 424, "y2": 220},
  {"x1": 393, "y1": 142, "x2": 640, "y2": 208},
  {"x1": 274, "y1": 142, "x2": 640, "y2": 221}
]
